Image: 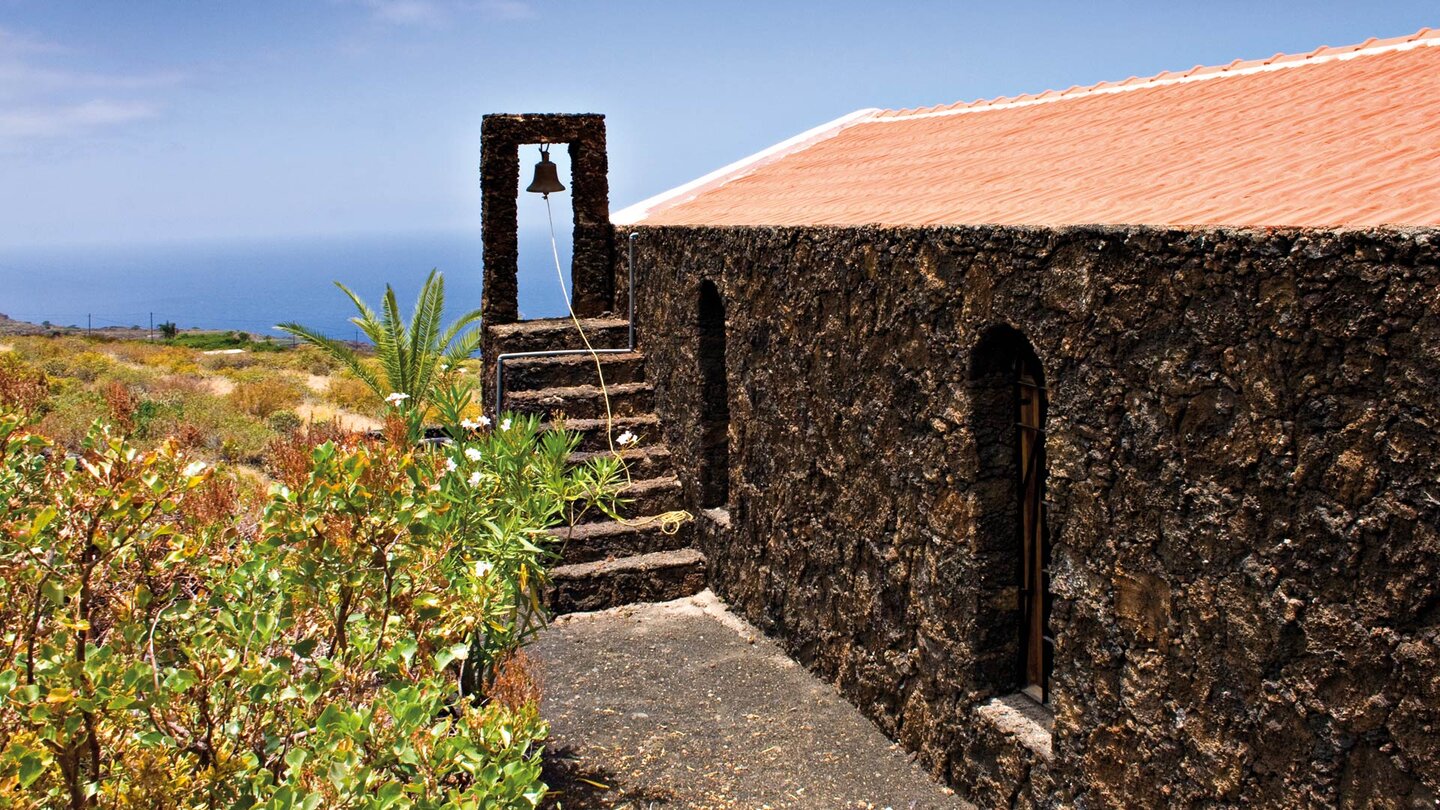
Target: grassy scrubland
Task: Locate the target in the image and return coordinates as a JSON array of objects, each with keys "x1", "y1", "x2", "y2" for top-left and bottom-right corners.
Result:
[{"x1": 0, "y1": 333, "x2": 425, "y2": 467}]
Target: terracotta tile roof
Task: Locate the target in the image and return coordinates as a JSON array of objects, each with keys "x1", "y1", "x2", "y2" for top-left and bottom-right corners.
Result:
[{"x1": 614, "y1": 29, "x2": 1440, "y2": 228}]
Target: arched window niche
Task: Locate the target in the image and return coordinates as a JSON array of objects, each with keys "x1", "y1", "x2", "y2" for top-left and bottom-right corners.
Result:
[
  {"x1": 697, "y1": 279, "x2": 730, "y2": 510},
  {"x1": 968, "y1": 325, "x2": 1053, "y2": 704}
]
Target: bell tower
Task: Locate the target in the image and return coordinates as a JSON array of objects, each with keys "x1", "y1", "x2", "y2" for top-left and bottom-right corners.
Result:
[{"x1": 479, "y1": 113, "x2": 613, "y2": 325}]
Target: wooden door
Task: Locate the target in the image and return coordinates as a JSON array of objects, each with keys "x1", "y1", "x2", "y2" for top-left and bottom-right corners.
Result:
[{"x1": 1017, "y1": 363, "x2": 1052, "y2": 702}]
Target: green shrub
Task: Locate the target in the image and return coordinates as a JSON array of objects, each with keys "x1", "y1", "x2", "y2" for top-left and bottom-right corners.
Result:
[
  {"x1": 33, "y1": 384, "x2": 108, "y2": 448},
  {"x1": 265, "y1": 409, "x2": 303, "y2": 434},
  {"x1": 290, "y1": 345, "x2": 340, "y2": 375},
  {"x1": 0, "y1": 409, "x2": 621, "y2": 808},
  {"x1": 169, "y1": 330, "x2": 250, "y2": 351},
  {"x1": 39, "y1": 350, "x2": 115, "y2": 383}
]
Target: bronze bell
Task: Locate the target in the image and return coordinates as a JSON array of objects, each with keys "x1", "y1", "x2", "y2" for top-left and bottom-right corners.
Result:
[{"x1": 525, "y1": 146, "x2": 565, "y2": 197}]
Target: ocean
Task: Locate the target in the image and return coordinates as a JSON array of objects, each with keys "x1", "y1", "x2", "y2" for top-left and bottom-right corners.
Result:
[{"x1": 0, "y1": 229, "x2": 574, "y2": 341}]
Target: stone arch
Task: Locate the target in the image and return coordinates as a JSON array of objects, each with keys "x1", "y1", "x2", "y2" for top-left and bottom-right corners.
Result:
[{"x1": 968, "y1": 325, "x2": 1051, "y2": 700}]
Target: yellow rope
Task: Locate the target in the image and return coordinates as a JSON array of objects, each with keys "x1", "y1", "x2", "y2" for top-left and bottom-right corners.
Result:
[
  {"x1": 543, "y1": 193, "x2": 690, "y2": 533},
  {"x1": 544, "y1": 194, "x2": 618, "y2": 456}
]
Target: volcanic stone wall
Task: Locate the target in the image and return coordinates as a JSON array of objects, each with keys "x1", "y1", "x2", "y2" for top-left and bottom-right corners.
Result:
[{"x1": 617, "y1": 224, "x2": 1440, "y2": 807}]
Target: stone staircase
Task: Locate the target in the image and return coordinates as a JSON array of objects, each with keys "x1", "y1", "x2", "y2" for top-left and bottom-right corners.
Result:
[{"x1": 488, "y1": 317, "x2": 706, "y2": 614}]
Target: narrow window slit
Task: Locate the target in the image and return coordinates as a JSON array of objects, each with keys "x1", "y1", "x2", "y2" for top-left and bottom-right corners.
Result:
[{"x1": 698, "y1": 279, "x2": 729, "y2": 509}]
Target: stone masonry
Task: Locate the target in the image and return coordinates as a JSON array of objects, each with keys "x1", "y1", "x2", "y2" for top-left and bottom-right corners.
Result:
[
  {"x1": 479, "y1": 113, "x2": 613, "y2": 326},
  {"x1": 617, "y1": 224, "x2": 1440, "y2": 807}
]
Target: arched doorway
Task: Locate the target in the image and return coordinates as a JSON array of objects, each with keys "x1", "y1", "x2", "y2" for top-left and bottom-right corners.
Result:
[
  {"x1": 698, "y1": 280, "x2": 730, "y2": 509},
  {"x1": 970, "y1": 325, "x2": 1051, "y2": 702}
]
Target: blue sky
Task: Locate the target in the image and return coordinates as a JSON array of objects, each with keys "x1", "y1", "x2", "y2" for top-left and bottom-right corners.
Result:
[{"x1": 1, "y1": 1, "x2": 1436, "y2": 248}]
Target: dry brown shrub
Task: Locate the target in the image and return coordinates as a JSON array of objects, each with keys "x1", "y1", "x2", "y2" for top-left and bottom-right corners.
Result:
[
  {"x1": 324, "y1": 373, "x2": 379, "y2": 414},
  {"x1": 101, "y1": 381, "x2": 139, "y2": 432},
  {"x1": 230, "y1": 377, "x2": 303, "y2": 418},
  {"x1": 106, "y1": 341, "x2": 195, "y2": 372},
  {"x1": 485, "y1": 650, "x2": 542, "y2": 711},
  {"x1": 150, "y1": 374, "x2": 206, "y2": 397},
  {"x1": 200, "y1": 351, "x2": 257, "y2": 372},
  {"x1": 0, "y1": 353, "x2": 49, "y2": 415},
  {"x1": 181, "y1": 473, "x2": 242, "y2": 527},
  {"x1": 381, "y1": 413, "x2": 410, "y2": 446},
  {"x1": 264, "y1": 420, "x2": 356, "y2": 488},
  {"x1": 172, "y1": 422, "x2": 206, "y2": 452}
]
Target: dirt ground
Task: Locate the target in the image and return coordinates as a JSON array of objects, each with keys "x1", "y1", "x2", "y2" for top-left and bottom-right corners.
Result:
[{"x1": 532, "y1": 591, "x2": 971, "y2": 810}]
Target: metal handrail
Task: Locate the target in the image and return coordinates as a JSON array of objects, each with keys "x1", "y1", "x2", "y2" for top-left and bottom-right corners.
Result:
[{"x1": 493, "y1": 232, "x2": 638, "y2": 415}]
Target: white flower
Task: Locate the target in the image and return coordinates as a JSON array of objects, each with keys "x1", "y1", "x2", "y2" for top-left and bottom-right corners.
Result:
[
  {"x1": 182, "y1": 460, "x2": 208, "y2": 477},
  {"x1": 460, "y1": 418, "x2": 479, "y2": 430},
  {"x1": 439, "y1": 363, "x2": 449, "y2": 372},
  {"x1": 616, "y1": 430, "x2": 637, "y2": 447},
  {"x1": 468, "y1": 471, "x2": 481, "y2": 487},
  {"x1": 428, "y1": 483, "x2": 441, "y2": 492},
  {"x1": 385, "y1": 392, "x2": 410, "y2": 405},
  {"x1": 478, "y1": 415, "x2": 492, "y2": 427},
  {"x1": 444, "y1": 458, "x2": 457, "y2": 472},
  {"x1": 500, "y1": 418, "x2": 512, "y2": 431},
  {"x1": 474, "y1": 560, "x2": 494, "y2": 578},
  {"x1": 464, "y1": 447, "x2": 482, "y2": 462}
]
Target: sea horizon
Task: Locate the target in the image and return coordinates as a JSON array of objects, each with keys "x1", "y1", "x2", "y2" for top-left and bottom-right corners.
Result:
[{"x1": 0, "y1": 228, "x2": 575, "y2": 341}]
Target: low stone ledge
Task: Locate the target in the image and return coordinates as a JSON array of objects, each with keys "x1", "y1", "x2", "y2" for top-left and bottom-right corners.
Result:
[{"x1": 975, "y1": 693, "x2": 1054, "y2": 763}]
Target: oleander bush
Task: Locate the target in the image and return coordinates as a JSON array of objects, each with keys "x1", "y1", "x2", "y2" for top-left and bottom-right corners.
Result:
[{"x1": 0, "y1": 389, "x2": 621, "y2": 807}]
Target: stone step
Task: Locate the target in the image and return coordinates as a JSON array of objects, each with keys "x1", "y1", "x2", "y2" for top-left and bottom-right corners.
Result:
[
  {"x1": 503, "y1": 351, "x2": 645, "y2": 392},
  {"x1": 506, "y1": 381, "x2": 652, "y2": 420},
  {"x1": 487, "y1": 317, "x2": 630, "y2": 356},
  {"x1": 549, "y1": 510, "x2": 694, "y2": 562},
  {"x1": 568, "y1": 475, "x2": 682, "y2": 524},
  {"x1": 548, "y1": 548, "x2": 707, "y2": 615},
  {"x1": 549, "y1": 414, "x2": 661, "y2": 452},
  {"x1": 569, "y1": 445, "x2": 673, "y2": 479}
]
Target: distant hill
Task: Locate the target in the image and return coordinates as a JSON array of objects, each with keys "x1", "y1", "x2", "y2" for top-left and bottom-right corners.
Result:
[{"x1": 0, "y1": 313, "x2": 151, "y2": 338}]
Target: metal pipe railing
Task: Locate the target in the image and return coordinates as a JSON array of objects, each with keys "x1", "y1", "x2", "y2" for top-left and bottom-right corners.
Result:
[{"x1": 493, "y1": 232, "x2": 638, "y2": 415}]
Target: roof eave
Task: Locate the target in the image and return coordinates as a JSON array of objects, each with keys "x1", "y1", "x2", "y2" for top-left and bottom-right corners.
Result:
[{"x1": 612, "y1": 107, "x2": 881, "y2": 226}]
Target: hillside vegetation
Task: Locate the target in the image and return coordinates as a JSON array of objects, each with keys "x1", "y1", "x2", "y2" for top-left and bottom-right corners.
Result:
[
  {"x1": 0, "y1": 330, "x2": 622, "y2": 808},
  {"x1": 0, "y1": 333, "x2": 423, "y2": 467}
]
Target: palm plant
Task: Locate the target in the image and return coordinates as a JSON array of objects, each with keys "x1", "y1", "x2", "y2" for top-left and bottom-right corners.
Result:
[{"x1": 277, "y1": 269, "x2": 482, "y2": 419}]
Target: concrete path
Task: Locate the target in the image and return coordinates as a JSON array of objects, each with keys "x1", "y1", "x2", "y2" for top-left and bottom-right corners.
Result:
[{"x1": 533, "y1": 590, "x2": 969, "y2": 810}]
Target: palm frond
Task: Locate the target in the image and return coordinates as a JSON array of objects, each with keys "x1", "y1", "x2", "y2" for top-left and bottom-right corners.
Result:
[
  {"x1": 409, "y1": 271, "x2": 445, "y2": 401},
  {"x1": 438, "y1": 306, "x2": 484, "y2": 355},
  {"x1": 274, "y1": 322, "x2": 384, "y2": 399},
  {"x1": 442, "y1": 328, "x2": 484, "y2": 368},
  {"x1": 380, "y1": 285, "x2": 408, "y2": 396},
  {"x1": 285, "y1": 269, "x2": 486, "y2": 436},
  {"x1": 335, "y1": 283, "x2": 392, "y2": 353}
]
